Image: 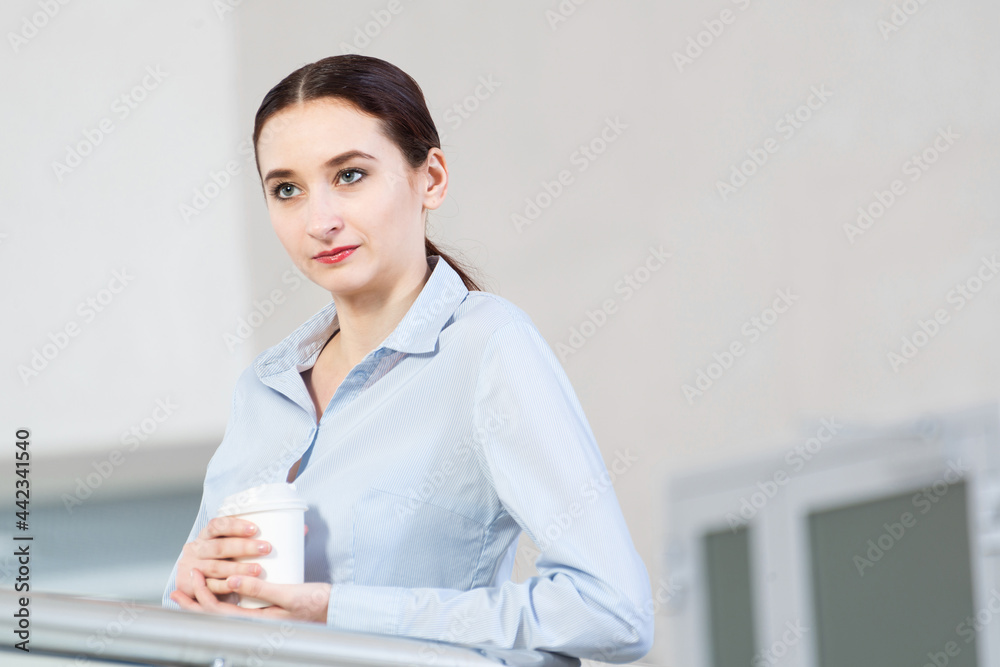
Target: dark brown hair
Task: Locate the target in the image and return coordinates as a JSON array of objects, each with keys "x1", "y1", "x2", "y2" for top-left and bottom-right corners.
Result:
[{"x1": 252, "y1": 54, "x2": 484, "y2": 292}]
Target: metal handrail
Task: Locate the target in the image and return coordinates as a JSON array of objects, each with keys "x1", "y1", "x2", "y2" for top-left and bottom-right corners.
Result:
[{"x1": 0, "y1": 588, "x2": 581, "y2": 667}]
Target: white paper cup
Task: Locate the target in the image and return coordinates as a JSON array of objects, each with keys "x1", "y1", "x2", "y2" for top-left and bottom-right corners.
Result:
[{"x1": 215, "y1": 482, "x2": 308, "y2": 609}]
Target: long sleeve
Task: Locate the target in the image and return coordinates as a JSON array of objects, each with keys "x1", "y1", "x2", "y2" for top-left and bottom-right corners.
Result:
[
  {"x1": 161, "y1": 488, "x2": 210, "y2": 610},
  {"x1": 161, "y1": 380, "x2": 242, "y2": 611},
  {"x1": 325, "y1": 319, "x2": 655, "y2": 663}
]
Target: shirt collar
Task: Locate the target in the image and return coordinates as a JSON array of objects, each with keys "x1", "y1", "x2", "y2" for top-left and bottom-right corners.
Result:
[{"x1": 254, "y1": 255, "x2": 469, "y2": 378}]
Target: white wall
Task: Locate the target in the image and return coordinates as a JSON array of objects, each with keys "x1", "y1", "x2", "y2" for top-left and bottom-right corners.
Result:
[
  {"x1": 2, "y1": 0, "x2": 252, "y2": 455},
  {"x1": 3, "y1": 1, "x2": 999, "y2": 664}
]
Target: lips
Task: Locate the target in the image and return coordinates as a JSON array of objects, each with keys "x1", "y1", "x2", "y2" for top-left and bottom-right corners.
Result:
[
  {"x1": 314, "y1": 245, "x2": 359, "y2": 264},
  {"x1": 314, "y1": 245, "x2": 359, "y2": 259}
]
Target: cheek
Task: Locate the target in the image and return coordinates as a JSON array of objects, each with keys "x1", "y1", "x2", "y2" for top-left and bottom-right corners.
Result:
[
  {"x1": 377, "y1": 187, "x2": 423, "y2": 228},
  {"x1": 268, "y1": 206, "x2": 296, "y2": 230},
  {"x1": 270, "y1": 218, "x2": 301, "y2": 251}
]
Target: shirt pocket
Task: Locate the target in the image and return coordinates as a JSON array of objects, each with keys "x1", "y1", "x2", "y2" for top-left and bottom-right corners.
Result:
[{"x1": 351, "y1": 487, "x2": 486, "y2": 590}]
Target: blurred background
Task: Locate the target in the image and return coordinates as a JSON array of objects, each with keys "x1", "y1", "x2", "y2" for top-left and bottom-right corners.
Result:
[{"x1": 1, "y1": 1, "x2": 999, "y2": 666}]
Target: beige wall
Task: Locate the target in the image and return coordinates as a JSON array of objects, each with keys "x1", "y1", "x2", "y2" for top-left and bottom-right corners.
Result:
[
  {"x1": 230, "y1": 4, "x2": 1000, "y2": 661},
  {"x1": 3, "y1": 1, "x2": 998, "y2": 664}
]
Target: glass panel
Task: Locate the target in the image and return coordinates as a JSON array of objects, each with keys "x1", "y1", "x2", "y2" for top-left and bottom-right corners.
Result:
[
  {"x1": 0, "y1": 487, "x2": 204, "y2": 603},
  {"x1": 703, "y1": 525, "x2": 756, "y2": 667},
  {"x1": 808, "y1": 480, "x2": 977, "y2": 667}
]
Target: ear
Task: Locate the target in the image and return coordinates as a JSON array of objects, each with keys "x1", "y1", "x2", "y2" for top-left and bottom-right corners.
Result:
[{"x1": 420, "y1": 148, "x2": 448, "y2": 212}]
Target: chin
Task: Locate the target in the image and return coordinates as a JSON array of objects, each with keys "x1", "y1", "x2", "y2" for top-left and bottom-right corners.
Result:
[{"x1": 321, "y1": 272, "x2": 373, "y2": 297}]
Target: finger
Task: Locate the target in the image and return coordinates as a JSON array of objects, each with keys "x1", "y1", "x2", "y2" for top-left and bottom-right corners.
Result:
[
  {"x1": 191, "y1": 569, "x2": 239, "y2": 614},
  {"x1": 192, "y1": 568, "x2": 259, "y2": 618},
  {"x1": 192, "y1": 536, "x2": 271, "y2": 561},
  {"x1": 199, "y1": 516, "x2": 259, "y2": 540},
  {"x1": 191, "y1": 567, "x2": 228, "y2": 613},
  {"x1": 183, "y1": 580, "x2": 238, "y2": 605},
  {"x1": 304, "y1": 524, "x2": 309, "y2": 536},
  {"x1": 205, "y1": 576, "x2": 240, "y2": 597},
  {"x1": 188, "y1": 558, "x2": 263, "y2": 581},
  {"x1": 225, "y1": 574, "x2": 290, "y2": 609},
  {"x1": 170, "y1": 589, "x2": 203, "y2": 613}
]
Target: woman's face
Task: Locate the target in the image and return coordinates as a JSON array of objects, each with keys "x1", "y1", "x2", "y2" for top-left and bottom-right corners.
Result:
[{"x1": 255, "y1": 97, "x2": 445, "y2": 299}]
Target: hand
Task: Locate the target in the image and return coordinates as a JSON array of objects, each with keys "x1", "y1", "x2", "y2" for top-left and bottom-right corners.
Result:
[
  {"x1": 172, "y1": 517, "x2": 309, "y2": 602},
  {"x1": 171, "y1": 567, "x2": 332, "y2": 624}
]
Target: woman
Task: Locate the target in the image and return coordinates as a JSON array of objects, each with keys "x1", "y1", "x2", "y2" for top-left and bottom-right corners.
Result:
[{"x1": 162, "y1": 54, "x2": 653, "y2": 663}]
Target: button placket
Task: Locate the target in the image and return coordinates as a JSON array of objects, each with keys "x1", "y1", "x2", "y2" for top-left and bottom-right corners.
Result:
[{"x1": 318, "y1": 356, "x2": 377, "y2": 427}]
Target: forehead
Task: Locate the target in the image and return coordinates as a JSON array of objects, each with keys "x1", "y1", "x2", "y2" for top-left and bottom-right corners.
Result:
[{"x1": 256, "y1": 98, "x2": 394, "y2": 166}]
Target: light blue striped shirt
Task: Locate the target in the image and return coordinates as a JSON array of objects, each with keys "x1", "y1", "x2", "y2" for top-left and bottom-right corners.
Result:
[{"x1": 161, "y1": 255, "x2": 654, "y2": 663}]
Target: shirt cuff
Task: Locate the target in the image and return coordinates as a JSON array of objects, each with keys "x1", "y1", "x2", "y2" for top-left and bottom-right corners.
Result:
[{"x1": 326, "y1": 582, "x2": 404, "y2": 636}]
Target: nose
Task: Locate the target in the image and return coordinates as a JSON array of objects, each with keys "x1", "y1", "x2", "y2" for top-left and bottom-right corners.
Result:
[{"x1": 305, "y1": 185, "x2": 344, "y2": 238}]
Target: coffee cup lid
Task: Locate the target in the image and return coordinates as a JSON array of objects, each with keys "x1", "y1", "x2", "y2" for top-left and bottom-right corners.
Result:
[{"x1": 216, "y1": 482, "x2": 308, "y2": 517}]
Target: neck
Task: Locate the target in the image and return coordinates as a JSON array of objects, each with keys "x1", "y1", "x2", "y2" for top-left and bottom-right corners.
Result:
[{"x1": 328, "y1": 256, "x2": 433, "y2": 368}]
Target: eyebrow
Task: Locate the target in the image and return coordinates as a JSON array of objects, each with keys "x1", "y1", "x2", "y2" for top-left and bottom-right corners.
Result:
[{"x1": 263, "y1": 150, "x2": 377, "y2": 183}]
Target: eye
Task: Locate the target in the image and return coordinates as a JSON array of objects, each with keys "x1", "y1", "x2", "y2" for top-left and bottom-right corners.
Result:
[
  {"x1": 338, "y1": 168, "x2": 366, "y2": 185},
  {"x1": 270, "y1": 182, "x2": 302, "y2": 200}
]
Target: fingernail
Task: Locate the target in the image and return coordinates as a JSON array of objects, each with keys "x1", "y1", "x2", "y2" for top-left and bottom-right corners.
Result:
[
  {"x1": 258, "y1": 542, "x2": 270, "y2": 554},
  {"x1": 245, "y1": 524, "x2": 257, "y2": 535},
  {"x1": 229, "y1": 576, "x2": 241, "y2": 588}
]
